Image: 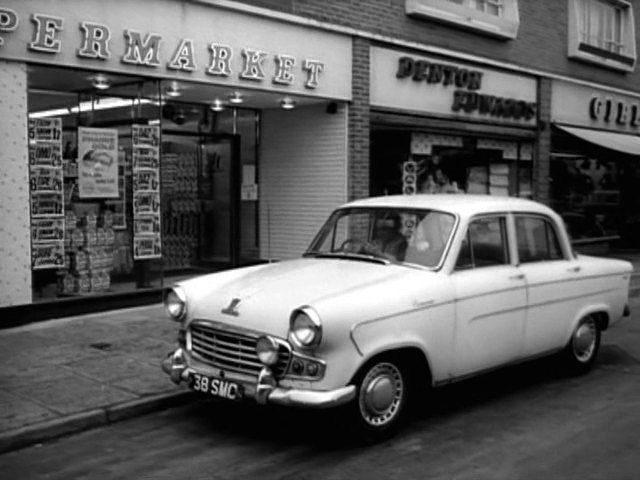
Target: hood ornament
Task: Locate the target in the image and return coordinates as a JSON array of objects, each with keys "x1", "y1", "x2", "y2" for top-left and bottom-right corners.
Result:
[{"x1": 221, "y1": 298, "x2": 241, "y2": 316}]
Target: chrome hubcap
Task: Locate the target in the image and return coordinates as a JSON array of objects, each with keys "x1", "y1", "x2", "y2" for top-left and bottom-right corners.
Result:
[
  {"x1": 573, "y1": 318, "x2": 597, "y2": 363},
  {"x1": 359, "y1": 363, "x2": 404, "y2": 427}
]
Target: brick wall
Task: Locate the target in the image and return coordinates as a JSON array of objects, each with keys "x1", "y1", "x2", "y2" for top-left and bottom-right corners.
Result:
[
  {"x1": 233, "y1": 0, "x2": 640, "y2": 94},
  {"x1": 349, "y1": 37, "x2": 371, "y2": 202},
  {"x1": 535, "y1": 78, "x2": 553, "y2": 206}
]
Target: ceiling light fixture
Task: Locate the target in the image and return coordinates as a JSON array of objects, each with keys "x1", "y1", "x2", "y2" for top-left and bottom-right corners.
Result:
[
  {"x1": 228, "y1": 91, "x2": 244, "y2": 104},
  {"x1": 280, "y1": 97, "x2": 296, "y2": 110},
  {"x1": 29, "y1": 97, "x2": 152, "y2": 119},
  {"x1": 90, "y1": 74, "x2": 111, "y2": 90},
  {"x1": 165, "y1": 81, "x2": 182, "y2": 98},
  {"x1": 210, "y1": 98, "x2": 224, "y2": 112}
]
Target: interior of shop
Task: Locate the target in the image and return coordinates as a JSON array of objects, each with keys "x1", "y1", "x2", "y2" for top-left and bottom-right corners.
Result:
[
  {"x1": 26, "y1": 65, "x2": 318, "y2": 302},
  {"x1": 550, "y1": 127, "x2": 640, "y2": 254},
  {"x1": 370, "y1": 128, "x2": 533, "y2": 199}
]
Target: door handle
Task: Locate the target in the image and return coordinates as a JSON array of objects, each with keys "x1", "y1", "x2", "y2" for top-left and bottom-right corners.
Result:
[
  {"x1": 567, "y1": 266, "x2": 582, "y2": 273},
  {"x1": 509, "y1": 273, "x2": 525, "y2": 280}
]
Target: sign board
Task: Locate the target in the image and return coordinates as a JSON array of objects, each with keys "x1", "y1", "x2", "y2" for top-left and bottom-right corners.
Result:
[
  {"x1": 551, "y1": 80, "x2": 640, "y2": 134},
  {"x1": 370, "y1": 46, "x2": 537, "y2": 127},
  {"x1": 0, "y1": 0, "x2": 351, "y2": 101}
]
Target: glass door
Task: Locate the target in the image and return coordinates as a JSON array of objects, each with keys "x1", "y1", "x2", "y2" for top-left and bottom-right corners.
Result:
[{"x1": 198, "y1": 135, "x2": 241, "y2": 268}]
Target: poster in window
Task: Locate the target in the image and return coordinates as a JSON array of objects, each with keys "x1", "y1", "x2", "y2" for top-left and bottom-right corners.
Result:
[
  {"x1": 29, "y1": 118, "x2": 62, "y2": 143},
  {"x1": 29, "y1": 141, "x2": 62, "y2": 168},
  {"x1": 132, "y1": 124, "x2": 162, "y2": 259},
  {"x1": 31, "y1": 218, "x2": 65, "y2": 243},
  {"x1": 133, "y1": 237, "x2": 162, "y2": 260},
  {"x1": 30, "y1": 167, "x2": 63, "y2": 193},
  {"x1": 134, "y1": 215, "x2": 161, "y2": 235},
  {"x1": 132, "y1": 147, "x2": 159, "y2": 170},
  {"x1": 78, "y1": 127, "x2": 119, "y2": 198},
  {"x1": 32, "y1": 242, "x2": 65, "y2": 270},
  {"x1": 133, "y1": 170, "x2": 159, "y2": 192},
  {"x1": 28, "y1": 118, "x2": 65, "y2": 270},
  {"x1": 132, "y1": 125, "x2": 159, "y2": 148}
]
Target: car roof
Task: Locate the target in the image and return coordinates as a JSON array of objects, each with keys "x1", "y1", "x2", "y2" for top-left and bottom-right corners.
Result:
[{"x1": 340, "y1": 194, "x2": 556, "y2": 218}]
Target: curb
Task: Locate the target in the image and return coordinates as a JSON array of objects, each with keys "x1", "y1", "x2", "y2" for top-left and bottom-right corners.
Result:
[{"x1": 0, "y1": 390, "x2": 198, "y2": 455}]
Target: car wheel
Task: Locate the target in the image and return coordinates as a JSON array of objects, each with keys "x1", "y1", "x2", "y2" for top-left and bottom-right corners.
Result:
[
  {"x1": 563, "y1": 315, "x2": 601, "y2": 374},
  {"x1": 350, "y1": 360, "x2": 407, "y2": 442}
]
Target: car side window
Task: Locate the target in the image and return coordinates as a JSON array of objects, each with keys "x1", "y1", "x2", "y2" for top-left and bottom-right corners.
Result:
[
  {"x1": 455, "y1": 216, "x2": 509, "y2": 270},
  {"x1": 515, "y1": 216, "x2": 564, "y2": 263}
]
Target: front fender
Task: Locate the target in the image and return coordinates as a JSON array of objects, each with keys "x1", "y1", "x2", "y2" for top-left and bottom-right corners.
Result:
[{"x1": 349, "y1": 300, "x2": 456, "y2": 383}]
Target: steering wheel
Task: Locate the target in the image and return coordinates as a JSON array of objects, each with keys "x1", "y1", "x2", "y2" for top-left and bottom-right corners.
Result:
[{"x1": 339, "y1": 238, "x2": 361, "y2": 252}]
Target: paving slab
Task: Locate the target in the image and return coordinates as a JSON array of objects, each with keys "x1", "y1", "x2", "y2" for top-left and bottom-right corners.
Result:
[{"x1": 0, "y1": 304, "x2": 194, "y2": 454}]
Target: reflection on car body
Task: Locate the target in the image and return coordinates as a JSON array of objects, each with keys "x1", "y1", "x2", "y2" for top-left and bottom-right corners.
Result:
[{"x1": 162, "y1": 194, "x2": 633, "y2": 440}]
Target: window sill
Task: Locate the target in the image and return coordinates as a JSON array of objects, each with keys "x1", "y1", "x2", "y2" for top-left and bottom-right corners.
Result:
[
  {"x1": 569, "y1": 44, "x2": 636, "y2": 72},
  {"x1": 405, "y1": 0, "x2": 519, "y2": 40}
]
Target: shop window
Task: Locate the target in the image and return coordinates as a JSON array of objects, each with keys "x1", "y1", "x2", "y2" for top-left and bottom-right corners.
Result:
[
  {"x1": 398, "y1": 133, "x2": 532, "y2": 198},
  {"x1": 27, "y1": 72, "x2": 164, "y2": 301},
  {"x1": 549, "y1": 150, "x2": 630, "y2": 253},
  {"x1": 405, "y1": 0, "x2": 520, "y2": 39},
  {"x1": 568, "y1": 0, "x2": 637, "y2": 72}
]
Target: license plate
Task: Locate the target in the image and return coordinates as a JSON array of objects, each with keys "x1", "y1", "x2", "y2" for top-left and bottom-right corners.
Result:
[{"x1": 190, "y1": 373, "x2": 243, "y2": 401}]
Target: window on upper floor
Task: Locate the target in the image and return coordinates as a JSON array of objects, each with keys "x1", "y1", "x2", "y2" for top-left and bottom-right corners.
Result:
[
  {"x1": 568, "y1": 0, "x2": 637, "y2": 72},
  {"x1": 405, "y1": 0, "x2": 520, "y2": 39},
  {"x1": 448, "y1": 0, "x2": 503, "y2": 17}
]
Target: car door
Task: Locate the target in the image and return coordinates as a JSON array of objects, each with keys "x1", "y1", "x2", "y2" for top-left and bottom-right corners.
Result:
[
  {"x1": 451, "y1": 215, "x2": 527, "y2": 377},
  {"x1": 514, "y1": 214, "x2": 582, "y2": 357}
]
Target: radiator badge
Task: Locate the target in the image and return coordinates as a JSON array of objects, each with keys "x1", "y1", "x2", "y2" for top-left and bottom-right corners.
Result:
[{"x1": 221, "y1": 298, "x2": 241, "y2": 317}]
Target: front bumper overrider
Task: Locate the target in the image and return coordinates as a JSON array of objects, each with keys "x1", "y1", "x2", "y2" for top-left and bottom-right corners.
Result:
[{"x1": 161, "y1": 348, "x2": 355, "y2": 409}]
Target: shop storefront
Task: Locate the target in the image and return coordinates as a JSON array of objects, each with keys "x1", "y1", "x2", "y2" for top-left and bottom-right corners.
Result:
[
  {"x1": 550, "y1": 80, "x2": 640, "y2": 253},
  {"x1": 369, "y1": 46, "x2": 537, "y2": 199},
  {"x1": 0, "y1": 0, "x2": 351, "y2": 311}
]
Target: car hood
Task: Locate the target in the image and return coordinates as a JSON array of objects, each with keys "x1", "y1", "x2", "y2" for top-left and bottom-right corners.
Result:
[{"x1": 179, "y1": 257, "x2": 416, "y2": 337}]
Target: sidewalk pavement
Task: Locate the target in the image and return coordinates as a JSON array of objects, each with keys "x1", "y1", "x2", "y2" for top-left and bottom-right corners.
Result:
[{"x1": 0, "y1": 304, "x2": 196, "y2": 454}]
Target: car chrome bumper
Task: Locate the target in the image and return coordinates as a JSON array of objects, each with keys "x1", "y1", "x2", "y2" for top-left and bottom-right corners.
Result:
[{"x1": 161, "y1": 348, "x2": 355, "y2": 409}]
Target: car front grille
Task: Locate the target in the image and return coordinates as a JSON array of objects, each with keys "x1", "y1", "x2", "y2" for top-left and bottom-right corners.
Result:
[{"x1": 189, "y1": 321, "x2": 291, "y2": 377}]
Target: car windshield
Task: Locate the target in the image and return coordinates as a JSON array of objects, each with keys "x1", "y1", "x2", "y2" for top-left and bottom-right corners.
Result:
[{"x1": 305, "y1": 207, "x2": 456, "y2": 268}]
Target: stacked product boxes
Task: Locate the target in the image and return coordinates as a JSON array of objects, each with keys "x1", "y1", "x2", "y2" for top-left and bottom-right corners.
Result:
[{"x1": 59, "y1": 210, "x2": 115, "y2": 294}]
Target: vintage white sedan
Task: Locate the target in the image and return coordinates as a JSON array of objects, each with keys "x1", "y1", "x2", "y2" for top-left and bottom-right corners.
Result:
[{"x1": 162, "y1": 194, "x2": 632, "y2": 439}]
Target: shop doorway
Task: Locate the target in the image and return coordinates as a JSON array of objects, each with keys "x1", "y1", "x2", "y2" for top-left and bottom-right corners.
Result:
[
  {"x1": 198, "y1": 136, "x2": 241, "y2": 267},
  {"x1": 162, "y1": 133, "x2": 241, "y2": 275}
]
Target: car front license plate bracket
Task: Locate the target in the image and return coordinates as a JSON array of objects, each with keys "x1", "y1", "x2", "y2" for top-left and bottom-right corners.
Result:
[{"x1": 190, "y1": 373, "x2": 243, "y2": 401}]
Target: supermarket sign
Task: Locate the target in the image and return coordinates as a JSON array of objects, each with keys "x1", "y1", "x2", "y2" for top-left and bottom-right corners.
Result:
[{"x1": 0, "y1": 0, "x2": 351, "y2": 99}]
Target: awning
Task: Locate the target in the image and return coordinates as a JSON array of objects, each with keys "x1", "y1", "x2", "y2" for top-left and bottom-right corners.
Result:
[{"x1": 555, "y1": 124, "x2": 640, "y2": 156}]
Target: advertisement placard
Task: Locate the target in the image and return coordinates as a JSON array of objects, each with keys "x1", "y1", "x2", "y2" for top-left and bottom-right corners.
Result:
[
  {"x1": 78, "y1": 127, "x2": 119, "y2": 198},
  {"x1": 133, "y1": 237, "x2": 162, "y2": 260},
  {"x1": 32, "y1": 242, "x2": 65, "y2": 270},
  {"x1": 30, "y1": 167, "x2": 63, "y2": 193},
  {"x1": 132, "y1": 124, "x2": 162, "y2": 259},
  {"x1": 28, "y1": 117, "x2": 65, "y2": 270},
  {"x1": 29, "y1": 141, "x2": 62, "y2": 167},
  {"x1": 31, "y1": 218, "x2": 65, "y2": 242}
]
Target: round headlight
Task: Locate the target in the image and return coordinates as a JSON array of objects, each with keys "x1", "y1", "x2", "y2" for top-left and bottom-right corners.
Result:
[
  {"x1": 289, "y1": 307, "x2": 322, "y2": 348},
  {"x1": 256, "y1": 336, "x2": 280, "y2": 366},
  {"x1": 165, "y1": 287, "x2": 187, "y2": 321}
]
